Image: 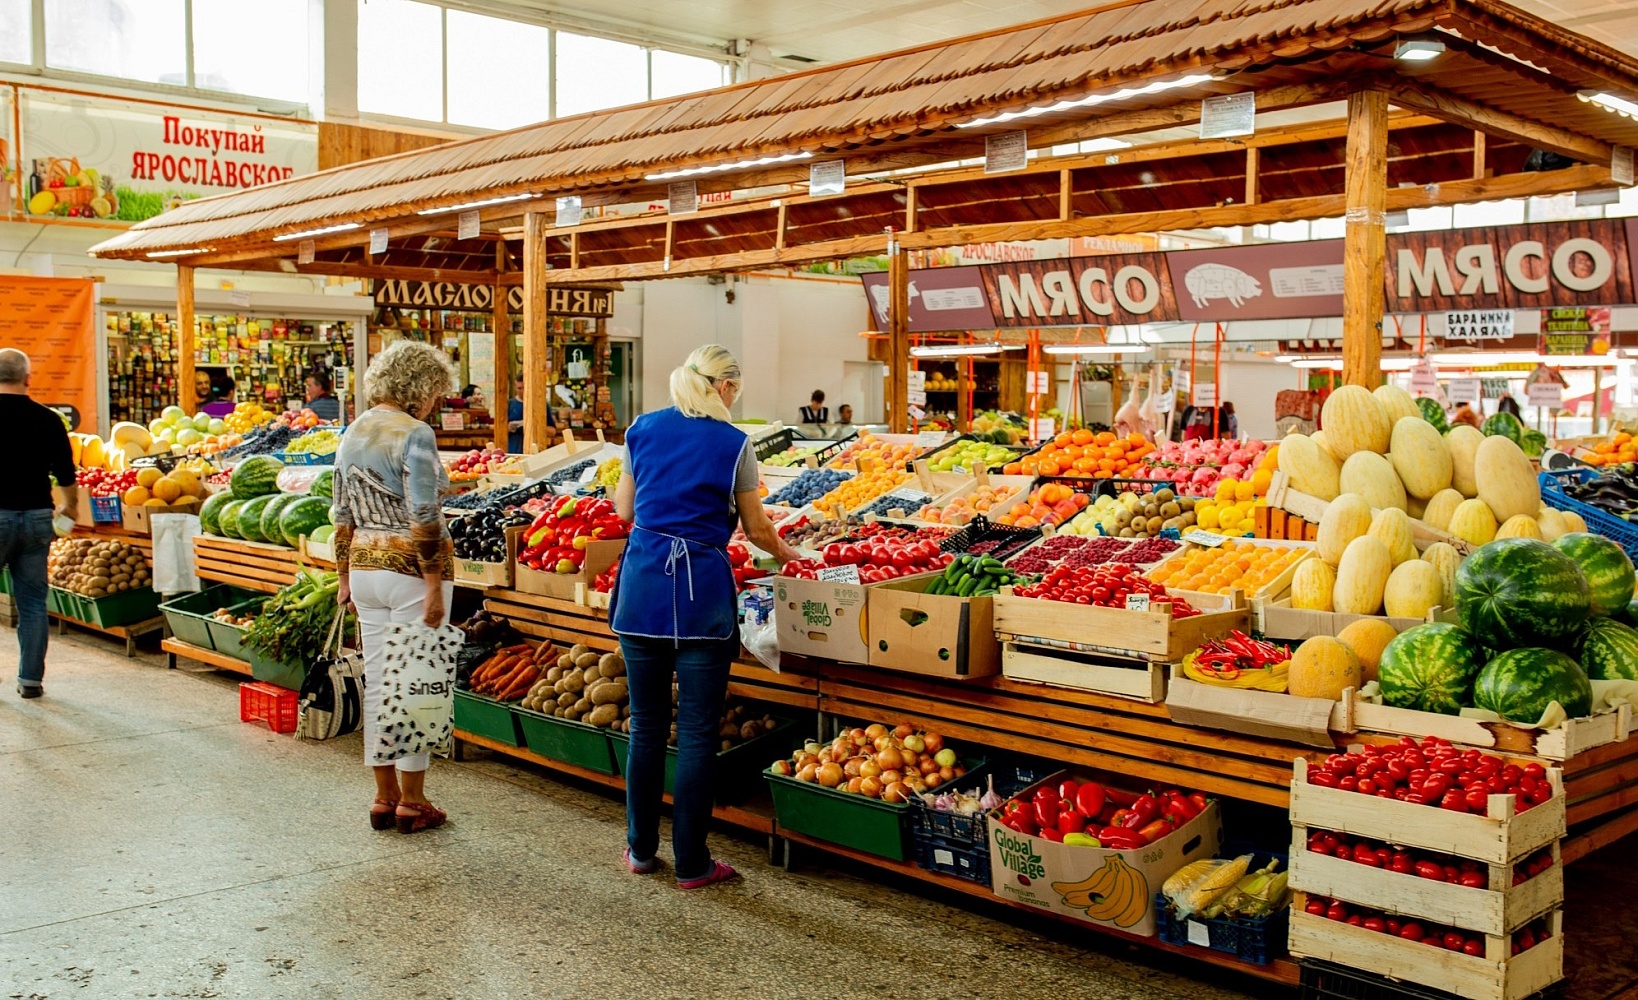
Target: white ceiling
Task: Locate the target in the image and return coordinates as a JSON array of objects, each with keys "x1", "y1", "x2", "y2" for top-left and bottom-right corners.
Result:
[{"x1": 477, "y1": 0, "x2": 1638, "y2": 68}]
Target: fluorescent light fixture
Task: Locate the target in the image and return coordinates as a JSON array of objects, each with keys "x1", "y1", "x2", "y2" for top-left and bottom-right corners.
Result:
[
  {"x1": 1431, "y1": 351, "x2": 1624, "y2": 366},
  {"x1": 957, "y1": 74, "x2": 1216, "y2": 129},
  {"x1": 645, "y1": 151, "x2": 812, "y2": 181},
  {"x1": 1080, "y1": 137, "x2": 1133, "y2": 153},
  {"x1": 909, "y1": 342, "x2": 1024, "y2": 358},
  {"x1": 1378, "y1": 358, "x2": 1418, "y2": 371},
  {"x1": 1291, "y1": 357, "x2": 1343, "y2": 369},
  {"x1": 1042, "y1": 344, "x2": 1150, "y2": 356},
  {"x1": 1579, "y1": 90, "x2": 1638, "y2": 119},
  {"x1": 271, "y1": 222, "x2": 361, "y2": 242},
  {"x1": 416, "y1": 193, "x2": 536, "y2": 216},
  {"x1": 145, "y1": 248, "x2": 212, "y2": 258},
  {"x1": 1394, "y1": 38, "x2": 1446, "y2": 61}
]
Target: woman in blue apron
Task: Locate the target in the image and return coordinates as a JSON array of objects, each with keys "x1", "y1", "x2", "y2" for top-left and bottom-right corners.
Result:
[{"x1": 611, "y1": 345, "x2": 800, "y2": 888}]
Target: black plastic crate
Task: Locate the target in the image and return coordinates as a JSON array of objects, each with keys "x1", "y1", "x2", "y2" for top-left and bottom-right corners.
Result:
[
  {"x1": 914, "y1": 830, "x2": 992, "y2": 884},
  {"x1": 1298, "y1": 960, "x2": 1563, "y2": 1000},
  {"x1": 937, "y1": 516, "x2": 1042, "y2": 562},
  {"x1": 753, "y1": 427, "x2": 796, "y2": 462}
]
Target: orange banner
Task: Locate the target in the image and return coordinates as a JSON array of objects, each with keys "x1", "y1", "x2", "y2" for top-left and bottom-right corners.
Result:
[{"x1": 0, "y1": 277, "x2": 97, "y2": 432}]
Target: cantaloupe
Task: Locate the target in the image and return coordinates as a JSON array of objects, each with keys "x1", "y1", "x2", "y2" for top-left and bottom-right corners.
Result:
[
  {"x1": 1420, "y1": 542, "x2": 1461, "y2": 608},
  {"x1": 1537, "y1": 507, "x2": 1571, "y2": 541},
  {"x1": 1384, "y1": 560, "x2": 1444, "y2": 620},
  {"x1": 1421, "y1": 489, "x2": 1465, "y2": 533},
  {"x1": 1336, "y1": 618, "x2": 1398, "y2": 683},
  {"x1": 1496, "y1": 514, "x2": 1543, "y2": 540},
  {"x1": 1445, "y1": 425, "x2": 1484, "y2": 497},
  {"x1": 136, "y1": 467, "x2": 163, "y2": 489},
  {"x1": 122, "y1": 486, "x2": 150, "y2": 506},
  {"x1": 1340, "y1": 451, "x2": 1408, "y2": 511},
  {"x1": 1334, "y1": 535, "x2": 1393, "y2": 616},
  {"x1": 1562, "y1": 510, "x2": 1588, "y2": 533},
  {"x1": 1278, "y1": 432, "x2": 1341, "y2": 501},
  {"x1": 110, "y1": 421, "x2": 153, "y2": 452},
  {"x1": 1320, "y1": 385, "x2": 1393, "y2": 461},
  {"x1": 1373, "y1": 384, "x2": 1423, "y2": 428},
  {"x1": 168, "y1": 469, "x2": 203, "y2": 498},
  {"x1": 1368, "y1": 507, "x2": 1417, "y2": 565},
  {"x1": 1317, "y1": 494, "x2": 1374, "y2": 566},
  {"x1": 1474, "y1": 435, "x2": 1541, "y2": 524},
  {"x1": 1448, "y1": 498, "x2": 1499, "y2": 546},
  {"x1": 152, "y1": 476, "x2": 184, "y2": 503},
  {"x1": 1291, "y1": 559, "x2": 1337, "y2": 611},
  {"x1": 1289, "y1": 636, "x2": 1363, "y2": 700},
  {"x1": 80, "y1": 436, "x2": 107, "y2": 470},
  {"x1": 1389, "y1": 417, "x2": 1453, "y2": 500}
]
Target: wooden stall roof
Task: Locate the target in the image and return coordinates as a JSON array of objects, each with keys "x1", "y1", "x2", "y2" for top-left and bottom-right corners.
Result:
[{"x1": 90, "y1": 0, "x2": 1638, "y2": 274}]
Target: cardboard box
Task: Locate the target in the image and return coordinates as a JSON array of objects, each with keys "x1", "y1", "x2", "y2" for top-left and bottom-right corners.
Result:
[
  {"x1": 1165, "y1": 667, "x2": 1340, "y2": 747},
  {"x1": 774, "y1": 574, "x2": 871, "y2": 664},
  {"x1": 1256, "y1": 598, "x2": 1427, "y2": 642},
  {"x1": 865, "y1": 574, "x2": 1000, "y2": 680},
  {"x1": 120, "y1": 497, "x2": 203, "y2": 534},
  {"x1": 988, "y1": 770, "x2": 1222, "y2": 937},
  {"x1": 514, "y1": 538, "x2": 623, "y2": 600},
  {"x1": 453, "y1": 525, "x2": 524, "y2": 590}
]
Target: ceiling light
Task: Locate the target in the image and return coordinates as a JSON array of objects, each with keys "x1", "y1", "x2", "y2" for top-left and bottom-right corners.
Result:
[
  {"x1": 144, "y1": 248, "x2": 213, "y2": 258},
  {"x1": 1431, "y1": 351, "x2": 1541, "y2": 365},
  {"x1": 1579, "y1": 91, "x2": 1638, "y2": 118},
  {"x1": 272, "y1": 222, "x2": 361, "y2": 242},
  {"x1": 1394, "y1": 38, "x2": 1446, "y2": 62},
  {"x1": 1042, "y1": 344, "x2": 1150, "y2": 356},
  {"x1": 645, "y1": 151, "x2": 812, "y2": 181},
  {"x1": 416, "y1": 193, "x2": 537, "y2": 216},
  {"x1": 1291, "y1": 357, "x2": 1343, "y2": 369},
  {"x1": 957, "y1": 74, "x2": 1217, "y2": 129},
  {"x1": 910, "y1": 342, "x2": 1024, "y2": 358},
  {"x1": 1080, "y1": 137, "x2": 1132, "y2": 152}
]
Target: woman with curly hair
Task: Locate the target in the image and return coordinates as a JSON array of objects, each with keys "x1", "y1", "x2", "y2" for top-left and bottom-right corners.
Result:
[{"x1": 332, "y1": 340, "x2": 458, "y2": 834}]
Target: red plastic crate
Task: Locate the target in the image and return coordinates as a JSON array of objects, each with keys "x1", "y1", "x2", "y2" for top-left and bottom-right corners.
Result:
[{"x1": 239, "y1": 681, "x2": 299, "y2": 734}]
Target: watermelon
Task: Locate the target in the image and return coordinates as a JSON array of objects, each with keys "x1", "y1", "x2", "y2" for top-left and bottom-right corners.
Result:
[
  {"x1": 279, "y1": 496, "x2": 332, "y2": 548},
  {"x1": 1473, "y1": 647, "x2": 1593, "y2": 722},
  {"x1": 1416, "y1": 397, "x2": 1448, "y2": 433},
  {"x1": 1550, "y1": 532, "x2": 1636, "y2": 617},
  {"x1": 198, "y1": 492, "x2": 235, "y2": 537},
  {"x1": 309, "y1": 524, "x2": 336, "y2": 544},
  {"x1": 1520, "y1": 428, "x2": 1547, "y2": 459},
  {"x1": 310, "y1": 468, "x2": 334, "y2": 499},
  {"x1": 1578, "y1": 617, "x2": 1638, "y2": 681},
  {"x1": 229, "y1": 455, "x2": 285, "y2": 500},
  {"x1": 259, "y1": 494, "x2": 302, "y2": 547},
  {"x1": 1455, "y1": 539, "x2": 1590, "y2": 650},
  {"x1": 1621, "y1": 599, "x2": 1638, "y2": 628},
  {"x1": 235, "y1": 494, "x2": 277, "y2": 543},
  {"x1": 1377, "y1": 622, "x2": 1485, "y2": 714},
  {"x1": 217, "y1": 499, "x2": 246, "y2": 539},
  {"x1": 1481, "y1": 411, "x2": 1525, "y2": 443}
]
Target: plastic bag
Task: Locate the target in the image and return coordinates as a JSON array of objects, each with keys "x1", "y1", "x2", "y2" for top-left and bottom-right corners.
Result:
[
  {"x1": 149, "y1": 512, "x2": 201, "y2": 594},
  {"x1": 739, "y1": 588, "x2": 780, "y2": 672},
  {"x1": 1161, "y1": 854, "x2": 1254, "y2": 918},
  {"x1": 371, "y1": 622, "x2": 464, "y2": 764}
]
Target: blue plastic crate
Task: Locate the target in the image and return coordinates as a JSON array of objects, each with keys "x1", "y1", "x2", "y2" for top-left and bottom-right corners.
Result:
[
  {"x1": 273, "y1": 451, "x2": 336, "y2": 466},
  {"x1": 1538, "y1": 469, "x2": 1638, "y2": 559},
  {"x1": 1154, "y1": 890, "x2": 1288, "y2": 965}
]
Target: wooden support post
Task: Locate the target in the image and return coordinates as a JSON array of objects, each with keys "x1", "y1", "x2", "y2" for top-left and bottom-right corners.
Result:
[
  {"x1": 1342, "y1": 90, "x2": 1388, "y2": 388},
  {"x1": 492, "y1": 283, "x2": 511, "y2": 454},
  {"x1": 1059, "y1": 168, "x2": 1072, "y2": 221},
  {"x1": 904, "y1": 187, "x2": 918, "y2": 234},
  {"x1": 775, "y1": 203, "x2": 787, "y2": 251},
  {"x1": 522, "y1": 212, "x2": 550, "y2": 453},
  {"x1": 887, "y1": 240, "x2": 910, "y2": 433},
  {"x1": 1245, "y1": 146, "x2": 1261, "y2": 206},
  {"x1": 569, "y1": 231, "x2": 580, "y2": 270},
  {"x1": 177, "y1": 265, "x2": 196, "y2": 414},
  {"x1": 1473, "y1": 131, "x2": 1487, "y2": 180}
]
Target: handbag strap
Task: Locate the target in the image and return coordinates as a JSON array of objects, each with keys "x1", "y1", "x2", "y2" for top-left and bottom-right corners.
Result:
[{"x1": 324, "y1": 610, "x2": 345, "y2": 660}]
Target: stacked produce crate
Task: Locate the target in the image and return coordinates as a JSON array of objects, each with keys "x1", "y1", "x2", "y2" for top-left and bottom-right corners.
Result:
[{"x1": 1287, "y1": 755, "x2": 1565, "y2": 1000}]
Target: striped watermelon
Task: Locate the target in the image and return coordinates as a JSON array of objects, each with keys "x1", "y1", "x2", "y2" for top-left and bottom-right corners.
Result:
[
  {"x1": 1474, "y1": 648, "x2": 1593, "y2": 722},
  {"x1": 198, "y1": 492, "x2": 235, "y2": 537},
  {"x1": 235, "y1": 494, "x2": 277, "y2": 543},
  {"x1": 1551, "y1": 532, "x2": 1636, "y2": 617},
  {"x1": 278, "y1": 496, "x2": 332, "y2": 547},
  {"x1": 310, "y1": 468, "x2": 334, "y2": 499},
  {"x1": 1578, "y1": 617, "x2": 1638, "y2": 681},
  {"x1": 1416, "y1": 397, "x2": 1448, "y2": 433},
  {"x1": 259, "y1": 494, "x2": 302, "y2": 546},
  {"x1": 217, "y1": 498, "x2": 246, "y2": 539},
  {"x1": 229, "y1": 455, "x2": 285, "y2": 500},
  {"x1": 1455, "y1": 539, "x2": 1590, "y2": 650},
  {"x1": 1378, "y1": 622, "x2": 1485, "y2": 714},
  {"x1": 1621, "y1": 599, "x2": 1638, "y2": 628}
]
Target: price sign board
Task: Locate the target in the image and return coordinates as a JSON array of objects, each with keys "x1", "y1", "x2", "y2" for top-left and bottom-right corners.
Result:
[
  {"x1": 1193, "y1": 382, "x2": 1217, "y2": 409},
  {"x1": 1447, "y1": 378, "x2": 1481, "y2": 406}
]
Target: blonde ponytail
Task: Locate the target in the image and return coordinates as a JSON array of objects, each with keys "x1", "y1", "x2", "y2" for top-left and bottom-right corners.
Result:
[{"x1": 669, "y1": 344, "x2": 741, "y2": 422}]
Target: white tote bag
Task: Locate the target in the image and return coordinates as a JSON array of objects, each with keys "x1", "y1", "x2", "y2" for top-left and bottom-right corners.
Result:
[{"x1": 373, "y1": 622, "x2": 465, "y2": 761}]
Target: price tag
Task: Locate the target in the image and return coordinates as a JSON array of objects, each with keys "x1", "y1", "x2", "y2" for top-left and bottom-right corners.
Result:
[
  {"x1": 909, "y1": 404, "x2": 926, "y2": 421},
  {"x1": 1200, "y1": 92, "x2": 1255, "y2": 139},
  {"x1": 809, "y1": 159, "x2": 846, "y2": 196},
  {"x1": 1028, "y1": 417, "x2": 1055, "y2": 441},
  {"x1": 1172, "y1": 368, "x2": 1191, "y2": 393},
  {"x1": 1527, "y1": 381, "x2": 1563, "y2": 408},
  {"x1": 668, "y1": 181, "x2": 698, "y2": 214},
  {"x1": 1193, "y1": 383, "x2": 1217, "y2": 409},
  {"x1": 906, "y1": 370, "x2": 927, "y2": 390},
  {"x1": 555, "y1": 196, "x2": 582, "y2": 227},
  {"x1": 458, "y1": 210, "x2": 480, "y2": 240},
  {"x1": 1186, "y1": 920, "x2": 1211, "y2": 948},
  {"x1": 1182, "y1": 529, "x2": 1228, "y2": 547},
  {"x1": 1154, "y1": 389, "x2": 1175, "y2": 414},
  {"x1": 297, "y1": 239, "x2": 315, "y2": 264},
  {"x1": 907, "y1": 389, "x2": 927, "y2": 406},
  {"x1": 229, "y1": 290, "x2": 251, "y2": 308},
  {"x1": 1124, "y1": 593, "x2": 1151, "y2": 612},
  {"x1": 1447, "y1": 378, "x2": 1480, "y2": 405},
  {"x1": 818, "y1": 564, "x2": 861, "y2": 585},
  {"x1": 578, "y1": 464, "x2": 599, "y2": 483},
  {"x1": 984, "y1": 131, "x2": 1028, "y2": 174},
  {"x1": 1030, "y1": 370, "x2": 1052, "y2": 394},
  {"x1": 915, "y1": 430, "x2": 946, "y2": 448},
  {"x1": 369, "y1": 228, "x2": 389, "y2": 254}
]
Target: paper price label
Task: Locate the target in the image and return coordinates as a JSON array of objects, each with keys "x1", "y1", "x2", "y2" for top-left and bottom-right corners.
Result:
[
  {"x1": 1182, "y1": 529, "x2": 1228, "y2": 548},
  {"x1": 1028, "y1": 417, "x2": 1055, "y2": 441},
  {"x1": 1124, "y1": 593, "x2": 1151, "y2": 612},
  {"x1": 1193, "y1": 383, "x2": 1217, "y2": 409},
  {"x1": 984, "y1": 131, "x2": 1028, "y2": 174},
  {"x1": 297, "y1": 239, "x2": 315, "y2": 264},
  {"x1": 915, "y1": 430, "x2": 946, "y2": 448},
  {"x1": 907, "y1": 389, "x2": 927, "y2": 406},
  {"x1": 1186, "y1": 920, "x2": 1211, "y2": 948},
  {"x1": 458, "y1": 210, "x2": 480, "y2": 240},
  {"x1": 369, "y1": 228, "x2": 389, "y2": 254},
  {"x1": 1030, "y1": 370, "x2": 1052, "y2": 394},
  {"x1": 817, "y1": 565, "x2": 860, "y2": 585},
  {"x1": 906, "y1": 370, "x2": 926, "y2": 390}
]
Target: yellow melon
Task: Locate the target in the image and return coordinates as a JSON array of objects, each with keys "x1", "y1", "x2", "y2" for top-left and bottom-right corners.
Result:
[
  {"x1": 1291, "y1": 559, "x2": 1337, "y2": 611},
  {"x1": 1317, "y1": 494, "x2": 1374, "y2": 567},
  {"x1": 1368, "y1": 507, "x2": 1417, "y2": 566},
  {"x1": 1421, "y1": 489, "x2": 1465, "y2": 533},
  {"x1": 168, "y1": 469, "x2": 202, "y2": 498},
  {"x1": 143, "y1": 498, "x2": 170, "y2": 508},
  {"x1": 1495, "y1": 514, "x2": 1543, "y2": 540},
  {"x1": 1384, "y1": 560, "x2": 1444, "y2": 620},
  {"x1": 152, "y1": 476, "x2": 184, "y2": 503},
  {"x1": 1289, "y1": 636, "x2": 1362, "y2": 700},
  {"x1": 1562, "y1": 510, "x2": 1588, "y2": 533},
  {"x1": 136, "y1": 467, "x2": 163, "y2": 489},
  {"x1": 1421, "y1": 542, "x2": 1462, "y2": 609},
  {"x1": 1448, "y1": 498, "x2": 1499, "y2": 547},
  {"x1": 1335, "y1": 618, "x2": 1399, "y2": 683},
  {"x1": 122, "y1": 486, "x2": 151, "y2": 506},
  {"x1": 1537, "y1": 508, "x2": 1571, "y2": 542}
]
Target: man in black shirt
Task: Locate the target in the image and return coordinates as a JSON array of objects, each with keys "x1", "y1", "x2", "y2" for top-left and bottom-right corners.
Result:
[{"x1": 0, "y1": 348, "x2": 78, "y2": 698}]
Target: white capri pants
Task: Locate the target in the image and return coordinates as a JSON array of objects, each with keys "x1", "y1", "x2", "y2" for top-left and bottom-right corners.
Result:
[{"x1": 350, "y1": 569, "x2": 454, "y2": 772}]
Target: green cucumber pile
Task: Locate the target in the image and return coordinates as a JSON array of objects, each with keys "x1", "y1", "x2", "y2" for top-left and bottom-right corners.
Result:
[{"x1": 926, "y1": 553, "x2": 1020, "y2": 597}]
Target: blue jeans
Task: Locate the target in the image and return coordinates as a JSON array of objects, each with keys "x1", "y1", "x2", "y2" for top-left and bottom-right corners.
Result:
[
  {"x1": 0, "y1": 509, "x2": 54, "y2": 687},
  {"x1": 620, "y1": 634, "x2": 736, "y2": 880}
]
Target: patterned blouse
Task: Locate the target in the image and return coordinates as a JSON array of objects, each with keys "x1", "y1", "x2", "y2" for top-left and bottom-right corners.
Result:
[{"x1": 331, "y1": 407, "x2": 453, "y2": 581}]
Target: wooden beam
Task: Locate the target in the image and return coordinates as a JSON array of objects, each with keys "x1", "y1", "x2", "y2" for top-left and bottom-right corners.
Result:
[
  {"x1": 1343, "y1": 90, "x2": 1389, "y2": 388},
  {"x1": 905, "y1": 185, "x2": 918, "y2": 233},
  {"x1": 522, "y1": 212, "x2": 550, "y2": 453},
  {"x1": 177, "y1": 265, "x2": 195, "y2": 415},
  {"x1": 775, "y1": 202, "x2": 787, "y2": 250},
  {"x1": 569, "y1": 231, "x2": 580, "y2": 269},
  {"x1": 494, "y1": 236, "x2": 512, "y2": 454},
  {"x1": 1245, "y1": 146, "x2": 1261, "y2": 206},
  {"x1": 1059, "y1": 168, "x2": 1073, "y2": 220},
  {"x1": 1473, "y1": 130, "x2": 1487, "y2": 180},
  {"x1": 226, "y1": 258, "x2": 500, "y2": 284},
  {"x1": 887, "y1": 243, "x2": 910, "y2": 433},
  {"x1": 1381, "y1": 79, "x2": 1613, "y2": 167}
]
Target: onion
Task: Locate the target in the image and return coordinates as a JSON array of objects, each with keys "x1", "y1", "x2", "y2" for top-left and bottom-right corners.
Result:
[
  {"x1": 865, "y1": 723, "x2": 888, "y2": 741},
  {"x1": 938, "y1": 765, "x2": 956, "y2": 781},
  {"x1": 924, "y1": 773, "x2": 943, "y2": 789},
  {"x1": 953, "y1": 765, "x2": 967, "y2": 778},
  {"x1": 922, "y1": 732, "x2": 945, "y2": 754},
  {"x1": 902, "y1": 734, "x2": 926, "y2": 753},
  {"x1": 771, "y1": 759, "x2": 793, "y2": 776},
  {"x1": 844, "y1": 776, "x2": 864, "y2": 794},
  {"x1": 803, "y1": 740, "x2": 822, "y2": 755},
  {"x1": 817, "y1": 762, "x2": 844, "y2": 787},
  {"x1": 848, "y1": 727, "x2": 867, "y2": 744},
  {"x1": 875, "y1": 748, "x2": 904, "y2": 772},
  {"x1": 873, "y1": 735, "x2": 893, "y2": 753},
  {"x1": 794, "y1": 753, "x2": 816, "y2": 769},
  {"x1": 892, "y1": 723, "x2": 916, "y2": 739},
  {"x1": 919, "y1": 758, "x2": 939, "y2": 776},
  {"x1": 859, "y1": 759, "x2": 883, "y2": 779},
  {"x1": 860, "y1": 775, "x2": 883, "y2": 798},
  {"x1": 934, "y1": 748, "x2": 958, "y2": 768},
  {"x1": 796, "y1": 763, "x2": 818, "y2": 782},
  {"x1": 880, "y1": 769, "x2": 904, "y2": 785},
  {"x1": 843, "y1": 757, "x2": 863, "y2": 778},
  {"x1": 900, "y1": 750, "x2": 919, "y2": 769},
  {"x1": 907, "y1": 778, "x2": 928, "y2": 794},
  {"x1": 883, "y1": 781, "x2": 909, "y2": 804}
]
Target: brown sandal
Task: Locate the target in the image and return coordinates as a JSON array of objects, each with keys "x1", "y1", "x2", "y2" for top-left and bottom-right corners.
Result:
[
  {"x1": 369, "y1": 798, "x2": 399, "y2": 831},
  {"x1": 395, "y1": 801, "x2": 447, "y2": 834}
]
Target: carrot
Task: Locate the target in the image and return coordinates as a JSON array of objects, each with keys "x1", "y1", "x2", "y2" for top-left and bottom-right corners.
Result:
[{"x1": 498, "y1": 666, "x2": 539, "y2": 701}]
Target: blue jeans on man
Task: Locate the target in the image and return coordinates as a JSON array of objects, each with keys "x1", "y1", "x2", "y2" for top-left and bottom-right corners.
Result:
[
  {"x1": 620, "y1": 634, "x2": 736, "y2": 880},
  {"x1": 0, "y1": 508, "x2": 54, "y2": 692}
]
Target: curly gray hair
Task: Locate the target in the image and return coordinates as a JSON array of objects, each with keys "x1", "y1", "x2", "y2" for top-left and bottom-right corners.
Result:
[{"x1": 364, "y1": 340, "x2": 456, "y2": 412}]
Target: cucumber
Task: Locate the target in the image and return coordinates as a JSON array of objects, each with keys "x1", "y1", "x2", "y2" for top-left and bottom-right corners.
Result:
[{"x1": 957, "y1": 576, "x2": 979, "y2": 597}]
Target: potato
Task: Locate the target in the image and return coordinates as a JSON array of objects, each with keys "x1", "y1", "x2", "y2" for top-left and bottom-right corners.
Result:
[
  {"x1": 581, "y1": 665, "x2": 600, "y2": 686},
  {"x1": 562, "y1": 672, "x2": 585, "y2": 694},
  {"x1": 569, "y1": 644, "x2": 589, "y2": 660},
  {"x1": 589, "y1": 680, "x2": 627, "y2": 706},
  {"x1": 556, "y1": 691, "x2": 576, "y2": 708},
  {"x1": 545, "y1": 666, "x2": 563, "y2": 684},
  {"x1": 598, "y1": 653, "x2": 625, "y2": 678},
  {"x1": 574, "y1": 652, "x2": 599, "y2": 669},
  {"x1": 586, "y1": 704, "x2": 620, "y2": 728},
  {"x1": 621, "y1": 704, "x2": 631, "y2": 719},
  {"x1": 556, "y1": 653, "x2": 575, "y2": 671},
  {"x1": 573, "y1": 696, "x2": 593, "y2": 714},
  {"x1": 564, "y1": 706, "x2": 584, "y2": 721}
]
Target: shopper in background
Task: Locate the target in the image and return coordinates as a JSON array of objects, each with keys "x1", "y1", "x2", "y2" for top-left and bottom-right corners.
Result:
[
  {"x1": 1182, "y1": 406, "x2": 1213, "y2": 441},
  {"x1": 507, "y1": 374, "x2": 525, "y2": 454},
  {"x1": 1171, "y1": 404, "x2": 1195, "y2": 442},
  {"x1": 1452, "y1": 402, "x2": 1483, "y2": 429},
  {"x1": 305, "y1": 370, "x2": 341, "y2": 422},
  {"x1": 612, "y1": 344, "x2": 800, "y2": 888},
  {"x1": 830, "y1": 403, "x2": 856, "y2": 436},
  {"x1": 798, "y1": 389, "x2": 828, "y2": 428},
  {"x1": 1498, "y1": 394, "x2": 1522, "y2": 418},
  {"x1": 1219, "y1": 401, "x2": 1239, "y2": 439},
  {"x1": 0, "y1": 349, "x2": 78, "y2": 699},
  {"x1": 333, "y1": 341, "x2": 457, "y2": 834}
]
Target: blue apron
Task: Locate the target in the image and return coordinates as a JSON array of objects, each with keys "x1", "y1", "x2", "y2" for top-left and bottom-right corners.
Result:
[{"x1": 610, "y1": 408, "x2": 747, "y2": 642}]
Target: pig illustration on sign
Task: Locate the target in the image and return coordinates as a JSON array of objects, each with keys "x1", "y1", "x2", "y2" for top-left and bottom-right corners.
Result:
[{"x1": 1185, "y1": 263, "x2": 1263, "y2": 308}]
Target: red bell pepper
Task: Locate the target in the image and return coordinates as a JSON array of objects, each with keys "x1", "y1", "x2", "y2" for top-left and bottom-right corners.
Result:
[
  {"x1": 1057, "y1": 811, "x2": 1086, "y2": 835},
  {"x1": 1033, "y1": 799, "x2": 1059, "y2": 832},
  {"x1": 1075, "y1": 782, "x2": 1107, "y2": 820},
  {"x1": 1038, "y1": 827, "x2": 1065, "y2": 843},
  {"x1": 1121, "y1": 794, "x2": 1160, "y2": 830},
  {"x1": 1136, "y1": 818, "x2": 1175, "y2": 844}
]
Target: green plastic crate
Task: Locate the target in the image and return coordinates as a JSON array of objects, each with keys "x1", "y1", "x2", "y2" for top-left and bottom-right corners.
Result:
[
  {"x1": 205, "y1": 598, "x2": 265, "y2": 661},
  {"x1": 73, "y1": 586, "x2": 162, "y2": 629},
  {"x1": 608, "y1": 718, "x2": 803, "y2": 803},
  {"x1": 454, "y1": 691, "x2": 524, "y2": 747},
  {"x1": 514, "y1": 708, "x2": 617, "y2": 774},
  {"x1": 766, "y1": 768, "x2": 916, "y2": 860},
  {"x1": 249, "y1": 649, "x2": 306, "y2": 691},
  {"x1": 0, "y1": 567, "x2": 10, "y2": 595},
  {"x1": 159, "y1": 585, "x2": 256, "y2": 651}
]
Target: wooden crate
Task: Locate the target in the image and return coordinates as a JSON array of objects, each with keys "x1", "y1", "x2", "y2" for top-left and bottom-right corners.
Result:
[
  {"x1": 1288, "y1": 896, "x2": 1562, "y2": 1000},
  {"x1": 1001, "y1": 641, "x2": 1168, "y2": 702},
  {"x1": 1337, "y1": 691, "x2": 1633, "y2": 763},
  {"x1": 993, "y1": 589, "x2": 1249, "y2": 662},
  {"x1": 1289, "y1": 758, "x2": 1564, "y2": 865}
]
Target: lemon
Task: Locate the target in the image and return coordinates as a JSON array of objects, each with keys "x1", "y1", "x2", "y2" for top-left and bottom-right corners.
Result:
[{"x1": 28, "y1": 190, "x2": 56, "y2": 215}]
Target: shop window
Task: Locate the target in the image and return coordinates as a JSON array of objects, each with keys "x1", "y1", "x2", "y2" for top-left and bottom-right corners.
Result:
[
  {"x1": 650, "y1": 49, "x2": 728, "y2": 100},
  {"x1": 45, "y1": 0, "x2": 186, "y2": 85},
  {"x1": 446, "y1": 9, "x2": 551, "y2": 130},
  {"x1": 192, "y1": 0, "x2": 309, "y2": 103},
  {"x1": 555, "y1": 31, "x2": 646, "y2": 117},
  {"x1": 357, "y1": 0, "x2": 443, "y2": 122},
  {"x1": 0, "y1": 0, "x2": 29, "y2": 65}
]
